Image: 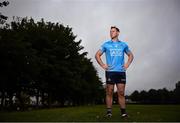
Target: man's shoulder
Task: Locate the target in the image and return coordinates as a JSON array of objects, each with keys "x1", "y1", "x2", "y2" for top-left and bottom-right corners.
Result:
[
  {"x1": 103, "y1": 40, "x2": 111, "y2": 43},
  {"x1": 119, "y1": 40, "x2": 126, "y2": 44},
  {"x1": 119, "y1": 41, "x2": 128, "y2": 47},
  {"x1": 102, "y1": 40, "x2": 111, "y2": 45}
]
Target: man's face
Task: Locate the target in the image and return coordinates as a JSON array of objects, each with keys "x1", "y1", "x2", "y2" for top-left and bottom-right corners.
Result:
[{"x1": 110, "y1": 28, "x2": 119, "y2": 39}]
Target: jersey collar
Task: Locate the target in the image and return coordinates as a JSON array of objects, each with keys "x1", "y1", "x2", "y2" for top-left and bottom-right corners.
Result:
[{"x1": 111, "y1": 39, "x2": 121, "y2": 42}]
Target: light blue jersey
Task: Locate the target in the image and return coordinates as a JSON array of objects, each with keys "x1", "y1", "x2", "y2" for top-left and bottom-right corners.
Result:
[{"x1": 100, "y1": 40, "x2": 131, "y2": 72}]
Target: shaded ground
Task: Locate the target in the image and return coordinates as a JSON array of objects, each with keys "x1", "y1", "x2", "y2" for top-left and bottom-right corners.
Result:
[{"x1": 0, "y1": 104, "x2": 180, "y2": 122}]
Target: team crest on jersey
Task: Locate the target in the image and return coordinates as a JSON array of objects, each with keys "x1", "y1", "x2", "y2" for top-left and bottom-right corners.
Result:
[{"x1": 110, "y1": 49, "x2": 122, "y2": 56}]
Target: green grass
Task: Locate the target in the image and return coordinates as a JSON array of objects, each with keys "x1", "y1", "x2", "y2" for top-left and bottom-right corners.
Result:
[{"x1": 0, "y1": 104, "x2": 180, "y2": 122}]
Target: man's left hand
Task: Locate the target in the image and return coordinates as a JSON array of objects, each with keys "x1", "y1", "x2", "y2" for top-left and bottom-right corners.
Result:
[{"x1": 123, "y1": 63, "x2": 130, "y2": 70}]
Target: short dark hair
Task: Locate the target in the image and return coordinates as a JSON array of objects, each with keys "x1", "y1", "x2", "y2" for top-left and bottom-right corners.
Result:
[{"x1": 111, "y1": 26, "x2": 120, "y2": 32}]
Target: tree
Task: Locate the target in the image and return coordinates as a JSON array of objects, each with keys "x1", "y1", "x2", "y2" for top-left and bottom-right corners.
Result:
[
  {"x1": 130, "y1": 90, "x2": 140, "y2": 102},
  {"x1": 174, "y1": 81, "x2": 180, "y2": 103},
  {"x1": 0, "y1": 1, "x2": 9, "y2": 24},
  {"x1": 130, "y1": 86, "x2": 178, "y2": 104},
  {"x1": 0, "y1": 17, "x2": 103, "y2": 110},
  {"x1": 139, "y1": 90, "x2": 148, "y2": 103}
]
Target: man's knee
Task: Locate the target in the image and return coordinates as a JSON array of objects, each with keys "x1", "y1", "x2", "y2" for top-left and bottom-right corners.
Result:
[
  {"x1": 118, "y1": 90, "x2": 125, "y2": 97},
  {"x1": 106, "y1": 88, "x2": 114, "y2": 96}
]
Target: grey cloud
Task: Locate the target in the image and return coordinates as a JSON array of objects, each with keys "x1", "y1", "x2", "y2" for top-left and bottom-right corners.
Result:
[{"x1": 2, "y1": 0, "x2": 180, "y2": 94}]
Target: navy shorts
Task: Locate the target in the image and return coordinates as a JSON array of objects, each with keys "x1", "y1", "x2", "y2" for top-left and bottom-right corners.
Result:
[{"x1": 105, "y1": 71, "x2": 126, "y2": 84}]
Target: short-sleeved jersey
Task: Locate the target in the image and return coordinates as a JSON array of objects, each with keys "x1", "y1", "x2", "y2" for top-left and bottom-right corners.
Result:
[{"x1": 100, "y1": 40, "x2": 131, "y2": 72}]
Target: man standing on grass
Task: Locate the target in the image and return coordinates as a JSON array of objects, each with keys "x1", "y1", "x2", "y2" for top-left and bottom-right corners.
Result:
[{"x1": 95, "y1": 26, "x2": 134, "y2": 118}]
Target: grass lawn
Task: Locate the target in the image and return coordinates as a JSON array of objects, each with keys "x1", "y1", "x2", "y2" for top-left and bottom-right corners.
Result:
[{"x1": 0, "y1": 104, "x2": 180, "y2": 122}]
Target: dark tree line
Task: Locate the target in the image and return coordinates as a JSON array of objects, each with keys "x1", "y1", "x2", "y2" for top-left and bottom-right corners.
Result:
[
  {"x1": 129, "y1": 81, "x2": 180, "y2": 104},
  {"x1": 0, "y1": 17, "x2": 104, "y2": 110}
]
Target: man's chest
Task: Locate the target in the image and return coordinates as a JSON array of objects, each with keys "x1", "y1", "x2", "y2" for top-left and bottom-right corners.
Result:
[{"x1": 106, "y1": 44, "x2": 124, "y2": 56}]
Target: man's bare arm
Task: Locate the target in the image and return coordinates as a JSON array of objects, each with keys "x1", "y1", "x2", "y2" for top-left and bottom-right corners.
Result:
[
  {"x1": 123, "y1": 51, "x2": 134, "y2": 70},
  {"x1": 95, "y1": 50, "x2": 108, "y2": 70}
]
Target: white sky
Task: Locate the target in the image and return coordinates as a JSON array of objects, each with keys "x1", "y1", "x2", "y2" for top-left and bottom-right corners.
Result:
[{"x1": 1, "y1": 0, "x2": 180, "y2": 94}]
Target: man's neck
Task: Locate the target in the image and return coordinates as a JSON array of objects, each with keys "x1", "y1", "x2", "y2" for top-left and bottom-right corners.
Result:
[{"x1": 111, "y1": 37, "x2": 119, "y2": 42}]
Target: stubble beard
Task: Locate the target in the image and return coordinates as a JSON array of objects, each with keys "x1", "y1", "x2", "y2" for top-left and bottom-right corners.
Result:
[{"x1": 111, "y1": 35, "x2": 118, "y2": 40}]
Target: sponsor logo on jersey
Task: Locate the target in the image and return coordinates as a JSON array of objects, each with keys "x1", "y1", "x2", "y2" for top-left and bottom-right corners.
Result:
[{"x1": 110, "y1": 49, "x2": 122, "y2": 56}]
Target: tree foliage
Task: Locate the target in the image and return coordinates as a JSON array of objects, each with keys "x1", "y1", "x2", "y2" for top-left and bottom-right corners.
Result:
[
  {"x1": 130, "y1": 81, "x2": 180, "y2": 104},
  {"x1": 0, "y1": 17, "x2": 104, "y2": 110},
  {"x1": 0, "y1": 1, "x2": 9, "y2": 24}
]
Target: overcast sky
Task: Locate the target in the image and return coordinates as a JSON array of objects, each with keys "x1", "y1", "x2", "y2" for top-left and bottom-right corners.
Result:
[{"x1": 1, "y1": 0, "x2": 180, "y2": 94}]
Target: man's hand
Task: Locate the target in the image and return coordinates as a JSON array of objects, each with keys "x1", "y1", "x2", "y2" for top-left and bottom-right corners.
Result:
[
  {"x1": 123, "y1": 51, "x2": 134, "y2": 70},
  {"x1": 95, "y1": 50, "x2": 108, "y2": 71},
  {"x1": 123, "y1": 63, "x2": 130, "y2": 70},
  {"x1": 101, "y1": 64, "x2": 108, "y2": 70}
]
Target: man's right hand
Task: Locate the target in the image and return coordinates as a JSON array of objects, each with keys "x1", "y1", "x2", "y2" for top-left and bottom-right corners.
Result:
[
  {"x1": 95, "y1": 50, "x2": 108, "y2": 70},
  {"x1": 101, "y1": 64, "x2": 108, "y2": 70}
]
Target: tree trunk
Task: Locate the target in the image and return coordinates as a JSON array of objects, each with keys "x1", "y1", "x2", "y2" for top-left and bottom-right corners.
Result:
[
  {"x1": 41, "y1": 91, "x2": 44, "y2": 107},
  {"x1": 9, "y1": 92, "x2": 13, "y2": 109},
  {"x1": 36, "y1": 90, "x2": 39, "y2": 107},
  {"x1": 1, "y1": 91, "x2": 5, "y2": 108},
  {"x1": 48, "y1": 92, "x2": 52, "y2": 108}
]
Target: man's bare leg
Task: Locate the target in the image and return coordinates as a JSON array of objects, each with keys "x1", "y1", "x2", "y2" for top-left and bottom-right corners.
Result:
[
  {"x1": 106, "y1": 84, "x2": 114, "y2": 116},
  {"x1": 116, "y1": 83, "x2": 127, "y2": 116}
]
